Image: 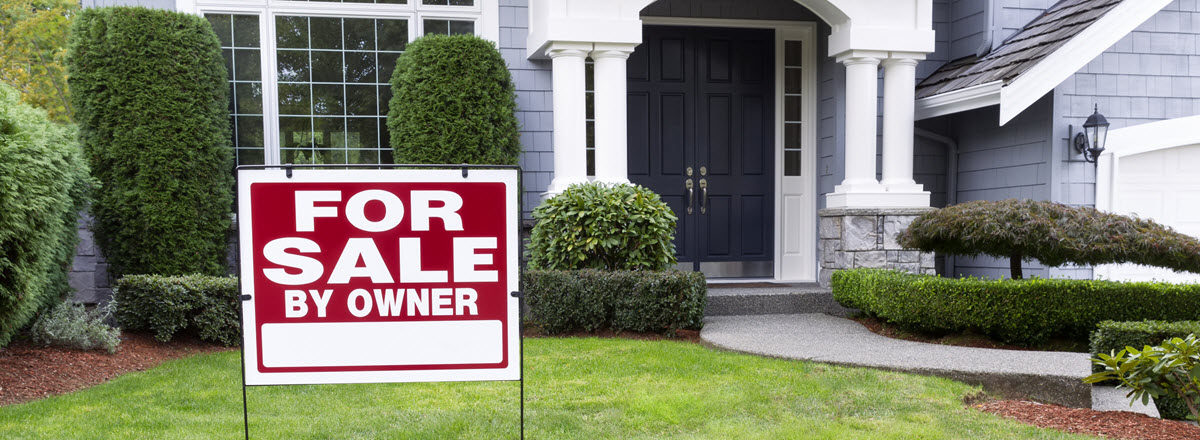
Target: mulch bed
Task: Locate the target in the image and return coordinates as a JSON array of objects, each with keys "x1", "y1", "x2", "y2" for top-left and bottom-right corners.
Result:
[
  {"x1": 975, "y1": 399, "x2": 1200, "y2": 440},
  {"x1": 0, "y1": 333, "x2": 230, "y2": 407}
]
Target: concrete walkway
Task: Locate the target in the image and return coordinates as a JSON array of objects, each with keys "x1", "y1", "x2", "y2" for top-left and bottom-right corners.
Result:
[{"x1": 701, "y1": 313, "x2": 1156, "y2": 415}]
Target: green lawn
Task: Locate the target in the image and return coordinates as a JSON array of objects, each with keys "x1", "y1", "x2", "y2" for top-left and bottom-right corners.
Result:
[{"x1": 0, "y1": 337, "x2": 1091, "y2": 439}]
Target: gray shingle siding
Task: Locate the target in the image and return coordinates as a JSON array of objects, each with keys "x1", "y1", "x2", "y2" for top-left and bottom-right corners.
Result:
[
  {"x1": 81, "y1": 0, "x2": 174, "y2": 9},
  {"x1": 499, "y1": 0, "x2": 553, "y2": 219},
  {"x1": 996, "y1": 0, "x2": 1058, "y2": 50},
  {"x1": 817, "y1": 24, "x2": 842, "y2": 210},
  {"x1": 951, "y1": 0, "x2": 988, "y2": 60}
]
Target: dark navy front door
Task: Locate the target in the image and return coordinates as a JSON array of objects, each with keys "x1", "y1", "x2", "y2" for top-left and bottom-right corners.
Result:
[{"x1": 627, "y1": 25, "x2": 775, "y2": 277}]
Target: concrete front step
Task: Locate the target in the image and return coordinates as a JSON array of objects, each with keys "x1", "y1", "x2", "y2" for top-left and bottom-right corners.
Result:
[{"x1": 704, "y1": 283, "x2": 855, "y2": 317}]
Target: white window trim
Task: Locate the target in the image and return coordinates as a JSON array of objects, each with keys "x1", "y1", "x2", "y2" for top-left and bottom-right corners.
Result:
[{"x1": 184, "y1": 0, "x2": 499, "y2": 165}]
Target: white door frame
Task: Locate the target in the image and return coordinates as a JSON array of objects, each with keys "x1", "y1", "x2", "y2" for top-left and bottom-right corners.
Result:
[{"x1": 639, "y1": 17, "x2": 819, "y2": 282}]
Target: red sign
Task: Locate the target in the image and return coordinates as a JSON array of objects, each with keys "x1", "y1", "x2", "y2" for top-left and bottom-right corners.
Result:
[{"x1": 237, "y1": 169, "x2": 520, "y2": 385}]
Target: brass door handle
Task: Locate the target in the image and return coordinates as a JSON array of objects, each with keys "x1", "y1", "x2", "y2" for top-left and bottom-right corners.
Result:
[
  {"x1": 699, "y1": 178, "x2": 708, "y2": 214},
  {"x1": 685, "y1": 179, "x2": 695, "y2": 214}
]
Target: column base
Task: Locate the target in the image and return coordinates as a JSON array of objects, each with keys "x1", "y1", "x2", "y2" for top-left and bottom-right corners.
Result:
[
  {"x1": 826, "y1": 184, "x2": 931, "y2": 209},
  {"x1": 545, "y1": 176, "x2": 590, "y2": 197}
]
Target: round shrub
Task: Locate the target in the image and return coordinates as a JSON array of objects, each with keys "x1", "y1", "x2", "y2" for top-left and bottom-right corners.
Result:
[
  {"x1": 528, "y1": 182, "x2": 677, "y2": 271},
  {"x1": 898, "y1": 199, "x2": 1200, "y2": 279},
  {"x1": 0, "y1": 84, "x2": 91, "y2": 347},
  {"x1": 113, "y1": 274, "x2": 239, "y2": 346},
  {"x1": 388, "y1": 34, "x2": 520, "y2": 165},
  {"x1": 68, "y1": 7, "x2": 233, "y2": 277}
]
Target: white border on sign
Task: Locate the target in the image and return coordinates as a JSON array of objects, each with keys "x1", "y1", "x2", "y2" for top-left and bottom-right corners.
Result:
[{"x1": 237, "y1": 168, "x2": 521, "y2": 386}]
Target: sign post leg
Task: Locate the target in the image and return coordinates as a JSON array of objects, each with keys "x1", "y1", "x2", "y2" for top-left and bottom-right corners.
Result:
[{"x1": 512, "y1": 290, "x2": 524, "y2": 440}]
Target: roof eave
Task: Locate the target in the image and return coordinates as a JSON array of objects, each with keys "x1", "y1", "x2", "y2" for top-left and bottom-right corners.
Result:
[{"x1": 914, "y1": 81, "x2": 1002, "y2": 121}]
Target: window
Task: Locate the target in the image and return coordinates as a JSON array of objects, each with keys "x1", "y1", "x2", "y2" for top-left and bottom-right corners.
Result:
[
  {"x1": 197, "y1": 0, "x2": 495, "y2": 166},
  {"x1": 783, "y1": 40, "x2": 803, "y2": 177}
]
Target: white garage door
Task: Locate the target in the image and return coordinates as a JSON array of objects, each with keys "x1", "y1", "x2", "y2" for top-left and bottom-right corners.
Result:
[{"x1": 1098, "y1": 144, "x2": 1200, "y2": 283}]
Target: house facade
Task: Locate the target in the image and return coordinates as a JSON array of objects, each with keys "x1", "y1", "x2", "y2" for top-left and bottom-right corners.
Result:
[{"x1": 71, "y1": 0, "x2": 1200, "y2": 302}]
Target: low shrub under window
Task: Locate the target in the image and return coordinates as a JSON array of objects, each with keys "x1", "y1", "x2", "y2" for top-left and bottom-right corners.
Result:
[{"x1": 113, "y1": 274, "x2": 240, "y2": 346}]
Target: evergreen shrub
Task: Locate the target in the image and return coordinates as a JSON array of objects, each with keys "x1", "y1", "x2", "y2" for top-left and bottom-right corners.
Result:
[
  {"x1": 898, "y1": 199, "x2": 1200, "y2": 279},
  {"x1": 388, "y1": 34, "x2": 520, "y2": 165},
  {"x1": 30, "y1": 301, "x2": 120, "y2": 353},
  {"x1": 528, "y1": 182, "x2": 678, "y2": 271},
  {"x1": 0, "y1": 84, "x2": 91, "y2": 347},
  {"x1": 113, "y1": 274, "x2": 239, "y2": 346},
  {"x1": 1090, "y1": 320, "x2": 1200, "y2": 419},
  {"x1": 832, "y1": 268, "x2": 1200, "y2": 345},
  {"x1": 68, "y1": 7, "x2": 233, "y2": 278},
  {"x1": 524, "y1": 269, "x2": 706, "y2": 335}
]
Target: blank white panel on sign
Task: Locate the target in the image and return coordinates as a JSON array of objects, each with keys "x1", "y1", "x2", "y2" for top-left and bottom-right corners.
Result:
[{"x1": 261, "y1": 321, "x2": 503, "y2": 368}]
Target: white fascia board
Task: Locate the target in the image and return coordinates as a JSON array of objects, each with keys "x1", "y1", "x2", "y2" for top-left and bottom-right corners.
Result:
[
  {"x1": 828, "y1": 26, "x2": 936, "y2": 58},
  {"x1": 913, "y1": 81, "x2": 1002, "y2": 120},
  {"x1": 998, "y1": 0, "x2": 1173, "y2": 125},
  {"x1": 1104, "y1": 114, "x2": 1200, "y2": 159}
]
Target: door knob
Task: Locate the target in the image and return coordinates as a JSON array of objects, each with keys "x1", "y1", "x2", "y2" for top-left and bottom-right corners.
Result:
[
  {"x1": 700, "y1": 166, "x2": 707, "y2": 176},
  {"x1": 699, "y1": 178, "x2": 708, "y2": 214},
  {"x1": 685, "y1": 179, "x2": 695, "y2": 214}
]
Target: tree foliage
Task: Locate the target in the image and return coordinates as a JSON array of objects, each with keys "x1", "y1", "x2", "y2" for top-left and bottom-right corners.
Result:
[
  {"x1": 0, "y1": 84, "x2": 91, "y2": 347},
  {"x1": 1085, "y1": 334, "x2": 1200, "y2": 421},
  {"x1": 388, "y1": 34, "x2": 520, "y2": 165},
  {"x1": 0, "y1": 0, "x2": 77, "y2": 123},
  {"x1": 68, "y1": 7, "x2": 233, "y2": 277},
  {"x1": 898, "y1": 199, "x2": 1200, "y2": 279}
]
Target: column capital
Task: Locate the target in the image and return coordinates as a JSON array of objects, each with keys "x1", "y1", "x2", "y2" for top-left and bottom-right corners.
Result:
[
  {"x1": 591, "y1": 43, "x2": 637, "y2": 60},
  {"x1": 544, "y1": 41, "x2": 593, "y2": 59},
  {"x1": 881, "y1": 57, "x2": 920, "y2": 68},
  {"x1": 840, "y1": 56, "x2": 880, "y2": 67},
  {"x1": 835, "y1": 49, "x2": 887, "y2": 64}
]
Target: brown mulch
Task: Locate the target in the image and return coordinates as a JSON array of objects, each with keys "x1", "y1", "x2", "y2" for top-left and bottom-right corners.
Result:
[
  {"x1": 975, "y1": 399, "x2": 1200, "y2": 440},
  {"x1": 0, "y1": 333, "x2": 229, "y2": 407}
]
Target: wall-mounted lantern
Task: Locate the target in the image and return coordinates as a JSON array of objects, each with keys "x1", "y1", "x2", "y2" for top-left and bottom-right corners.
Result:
[{"x1": 1070, "y1": 104, "x2": 1109, "y2": 165}]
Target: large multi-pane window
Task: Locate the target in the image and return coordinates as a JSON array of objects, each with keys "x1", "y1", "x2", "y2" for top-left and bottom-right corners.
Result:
[{"x1": 198, "y1": 0, "x2": 494, "y2": 166}]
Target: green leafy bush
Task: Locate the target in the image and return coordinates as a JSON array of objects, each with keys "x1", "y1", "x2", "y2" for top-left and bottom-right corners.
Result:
[
  {"x1": 113, "y1": 274, "x2": 239, "y2": 346},
  {"x1": 524, "y1": 269, "x2": 706, "y2": 335},
  {"x1": 30, "y1": 301, "x2": 120, "y2": 353},
  {"x1": 388, "y1": 34, "x2": 520, "y2": 165},
  {"x1": 0, "y1": 84, "x2": 91, "y2": 347},
  {"x1": 898, "y1": 199, "x2": 1200, "y2": 279},
  {"x1": 1085, "y1": 334, "x2": 1200, "y2": 421},
  {"x1": 1090, "y1": 320, "x2": 1200, "y2": 419},
  {"x1": 528, "y1": 182, "x2": 678, "y2": 271},
  {"x1": 832, "y1": 268, "x2": 1200, "y2": 345},
  {"x1": 68, "y1": 7, "x2": 233, "y2": 278}
]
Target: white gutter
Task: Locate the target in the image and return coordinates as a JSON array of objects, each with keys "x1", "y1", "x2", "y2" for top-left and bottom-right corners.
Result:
[{"x1": 913, "y1": 80, "x2": 1001, "y2": 121}]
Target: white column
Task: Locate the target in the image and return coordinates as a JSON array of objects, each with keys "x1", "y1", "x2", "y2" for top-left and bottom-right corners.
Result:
[
  {"x1": 546, "y1": 44, "x2": 591, "y2": 195},
  {"x1": 841, "y1": 56, "x2": 879, "y2": 188},
  {"x1": 881, "y1": 58, "x2": 918, "y2": 187},
  {"x1": 591, "y1": 44, "x2": 634, "y2": 184}
]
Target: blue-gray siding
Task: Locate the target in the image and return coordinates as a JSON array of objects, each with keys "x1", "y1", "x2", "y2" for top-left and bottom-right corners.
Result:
[
  {"x1": 81, "y1": 0, "x2": 174, "y2": 8},
  {"x1": 498, "y1": 0, "x2": 553, "y2": 219}
]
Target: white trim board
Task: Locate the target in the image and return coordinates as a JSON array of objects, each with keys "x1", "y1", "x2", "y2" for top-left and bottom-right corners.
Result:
[{"x1": 914, "y1": 0, "x2": 1172, "y2": 125}]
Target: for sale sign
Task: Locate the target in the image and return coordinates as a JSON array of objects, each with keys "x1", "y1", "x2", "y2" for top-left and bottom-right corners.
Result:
[{"x1": 237, "y1": 168, "x2": 520, "y2": 386}]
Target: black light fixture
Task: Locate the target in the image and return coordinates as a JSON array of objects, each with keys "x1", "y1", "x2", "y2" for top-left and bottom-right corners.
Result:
[{"x1": 1070, "y1": 104, "x2": 1109, "y2": 165}]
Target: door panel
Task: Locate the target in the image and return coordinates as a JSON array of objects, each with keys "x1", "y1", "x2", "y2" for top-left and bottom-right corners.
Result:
[{"x1": 629, "y1": 25, "x2": 774, "y2": 277}]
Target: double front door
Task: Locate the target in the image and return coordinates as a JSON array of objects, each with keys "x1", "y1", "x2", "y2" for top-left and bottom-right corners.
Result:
[{"x1": 627, "y1": 25, "x2": 775, "y2": 278}]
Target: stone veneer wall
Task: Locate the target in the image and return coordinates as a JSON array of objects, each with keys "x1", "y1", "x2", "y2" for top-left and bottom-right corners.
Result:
[{"x1": 818, "y1": 207, "x2": 937, "y2": 286}]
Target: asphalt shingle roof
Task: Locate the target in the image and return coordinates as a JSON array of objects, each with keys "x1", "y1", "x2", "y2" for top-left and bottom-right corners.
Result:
[{"x1": 916, "y1": 0, "x2": 1122, "y2": 99}]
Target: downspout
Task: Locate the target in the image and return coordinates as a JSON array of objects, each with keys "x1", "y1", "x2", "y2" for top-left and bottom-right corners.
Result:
[
  {"x1": 975, "y1": 0, "x2": 995, "y2": 57},
  {"x1": 914, "y1": 127, "x2": 958, "y2": 277}
]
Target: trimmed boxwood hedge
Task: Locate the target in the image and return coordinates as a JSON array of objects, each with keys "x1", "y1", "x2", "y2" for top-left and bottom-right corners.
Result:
[
  {"x1": 832, "y1": 268, "x2": 1200, "y2": 345},
  {"x1": 1090, "y1": 320, "x2": 1200, "y2": 420},
  {"x1": 113, "y1": 274, "x2": 240, "y2": 346},
  {"x1": 388, "y1": 34, "x2": 520, "y2": 165},
  {"x1": 524, "y1": 270, "x2": 706, "y2": 335},
  {"x1": 68, "y1": 7, "x2": 233, "y2": 278},
  {"x1": 0, "y1": 84, "x2": 91, "y2": 347}
]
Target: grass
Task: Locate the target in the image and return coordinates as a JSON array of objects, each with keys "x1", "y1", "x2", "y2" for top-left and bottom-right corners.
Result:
[{"x1": 0, "y1": 337, "x2": 1093, "y2": 439}]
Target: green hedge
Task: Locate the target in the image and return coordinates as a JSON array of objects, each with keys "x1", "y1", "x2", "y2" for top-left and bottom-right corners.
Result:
[
  {"x1": 0, "y1": 84, "x2": 91, "y2": 347},
  {"x1": 68, "y1": 7, "x2": 233, "y2": 278},
  {"x1": 1090, "y1": 320, "x2": 1200, "y2": 420},
  {"x1": 113, "y1": 274, "x2": 240, "y2": 346},
  {"x1": 527, "y1": 182, "x2": 678, "y2": 271},
  {"x1": 388, "y1": 34, "x2": 520, "y2": 165},
  {"x1": 524, "y1": 270, "x2": 706, "y2": 335},
  {"x1": 832, "y1": 268, "x2": 1200, "y2": 345}
]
